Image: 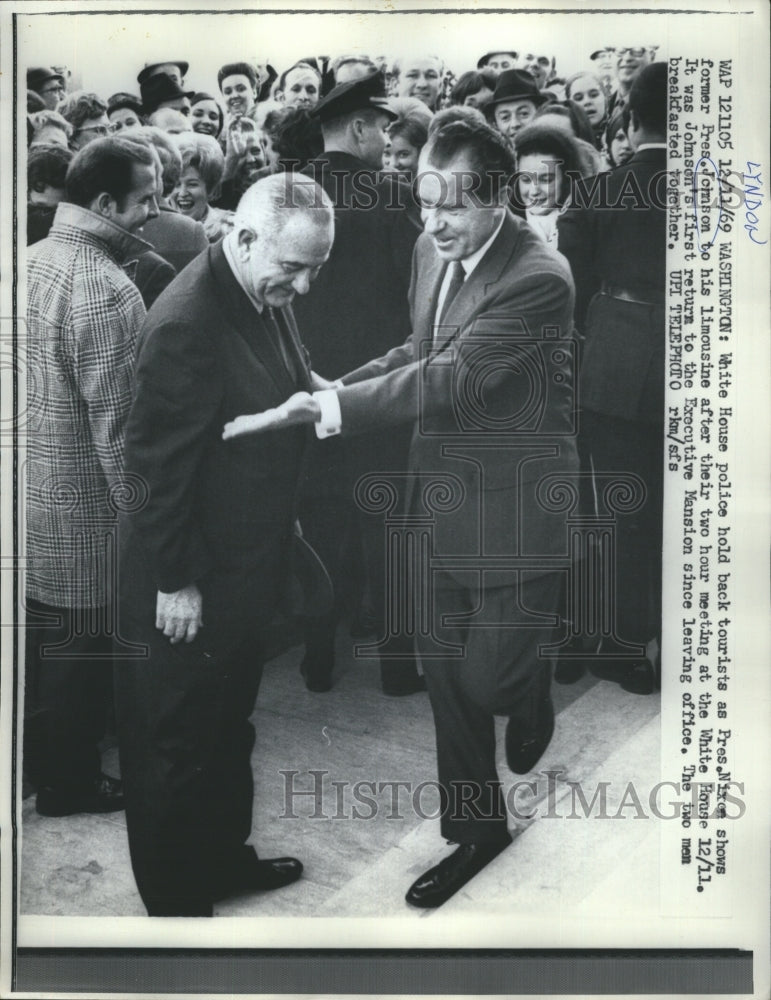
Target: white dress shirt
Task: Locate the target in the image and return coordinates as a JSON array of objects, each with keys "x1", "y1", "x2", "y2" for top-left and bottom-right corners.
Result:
[{"x1": 314, "y1": 211, "x2": 507, "y2": 438}]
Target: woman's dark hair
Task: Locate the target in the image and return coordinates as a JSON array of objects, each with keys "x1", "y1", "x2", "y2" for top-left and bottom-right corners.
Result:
[
  {"x1": 28, "y1": 143, "x2": 74, "y2": 192},
  {"x1": 269, "y1": 107, "x2": 323, "y2": 172},
  {"x1": 604, "y1": 106, "x2": 631, "y2": 164},
  {"x1": 190, "y1": 92, "x2": 224, "y2": 138},
  {"x1": 512, "y1": 121, "x2": 582, "y2": 208},
  {"x1": 388, "y1": 110, "x2": 430, "y2": 153},
  {"x1": 535, "y1": 99, "x2": 596, "y2": 146},
  {"x1": 450, "y1": 70, "x2": 497, "y2": 106},
  {"x1": 64, "y1": 135, "x2": 157, "y2": 208},
  {"x1": 107, "y1": 92, "x2": 144, "y2": 118},
  {"x1": 424, "y1": 118, "x2": 515, "y2": 205},
  {"x1": 217, "y1": 62, "x2": 258, "y2": 92}
]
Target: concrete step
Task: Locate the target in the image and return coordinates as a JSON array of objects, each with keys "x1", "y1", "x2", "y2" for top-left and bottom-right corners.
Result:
[{"x1": 319, "y1": 682, "x2": 660, "y2": 917}]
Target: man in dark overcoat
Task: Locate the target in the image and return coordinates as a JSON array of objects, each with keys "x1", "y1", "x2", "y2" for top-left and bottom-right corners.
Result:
[
  {"x1": 115, "y1": 173, "x2": 334, "y2": 916},
  {"x1": 559, "y1": 62, "x2": 667, "y2": 694},
  {"x1": 293, "y1": 71, "x2": 423, "y2": 693}
]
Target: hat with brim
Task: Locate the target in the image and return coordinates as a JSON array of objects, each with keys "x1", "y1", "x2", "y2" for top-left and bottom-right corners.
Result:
[
  {"x1": 486, "y1": 68, "x2": 550, "y2": 109},
  {"x1": 311, "y1": 69, "x2": 397, "y2": 124},
  {"x1": 137, "y1": 60, "x2": 189, "y2": 86},
  {"x1": 476, "y1": 51, "x2": 518, "y2": 70},
  {"x1": 140, "y1": 73, "x2": 196, "y2": 115},
  {"x1": 27, "y1": 67, "x2": 65, "y2": 93}
]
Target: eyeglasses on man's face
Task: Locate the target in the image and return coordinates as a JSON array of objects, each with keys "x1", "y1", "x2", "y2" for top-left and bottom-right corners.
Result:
[
  {"x1": 617, "y1": 47, "x2": 647, "y2": 57},
  {"x1": 76, "y1": 123, "x2": 118, "y2": 137}
]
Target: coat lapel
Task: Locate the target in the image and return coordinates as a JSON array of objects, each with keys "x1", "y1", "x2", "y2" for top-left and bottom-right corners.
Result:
[
  {"x1": 412, "y1": 252, "x2": 446, "y2": 361},
  {"x1": 427, "y1": 210, "x2": 522, "y2": 358}
]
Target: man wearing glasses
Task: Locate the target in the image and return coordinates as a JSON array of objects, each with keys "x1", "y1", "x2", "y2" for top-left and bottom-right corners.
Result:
[
  {"x1": 27, "y1": 67, "x2": 66, "y2": 111},
  {"x1": 58, "y1": 91, "x2": 115, "y2": 150},
  {"x1": 609, "y1": 46, "x2": 653, "y2": 114}
]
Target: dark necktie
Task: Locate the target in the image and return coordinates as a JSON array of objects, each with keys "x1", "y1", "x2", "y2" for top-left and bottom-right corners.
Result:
[
  {"x1": 437, "y1": 261, "x2": 465, "y2": 327},
  {"x1": 265, "y1": 307, "x2": 298, "y2": 384}
]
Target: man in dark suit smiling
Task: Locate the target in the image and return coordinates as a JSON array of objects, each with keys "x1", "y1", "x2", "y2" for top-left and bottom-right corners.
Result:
[
  {"x1": 115, "y1": 173, "x2": 334, "y2": 916},
  {"x1": 224, "y1": 120, "x2": 578, "y2": 909}
]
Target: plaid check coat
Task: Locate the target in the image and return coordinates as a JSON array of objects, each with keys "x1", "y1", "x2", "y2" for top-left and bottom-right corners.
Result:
[{"x1": 25, "y1": 203, "x2": 150, "y2": 608}]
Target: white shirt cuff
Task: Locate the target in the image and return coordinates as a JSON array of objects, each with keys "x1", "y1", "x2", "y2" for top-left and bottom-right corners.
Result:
[{"x1": 313, "y1": 389, "x2": 342, "y2": 438}]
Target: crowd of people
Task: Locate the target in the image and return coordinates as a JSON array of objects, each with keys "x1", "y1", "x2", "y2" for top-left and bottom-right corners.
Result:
[{"x1": 23, "y1": 43, "x2": 666, "y2": 916}]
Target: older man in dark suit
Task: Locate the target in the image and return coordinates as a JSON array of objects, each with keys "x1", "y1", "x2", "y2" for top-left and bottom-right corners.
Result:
[
  {"x1": 559, "y1": 62, "x2": 667, "y2": 695},
  {"x1": 115, "y1": 173, "x2": 334, "y2": 916},
  {"x1": 225, "y1": 119, "x2": 578, "y2": 908}
]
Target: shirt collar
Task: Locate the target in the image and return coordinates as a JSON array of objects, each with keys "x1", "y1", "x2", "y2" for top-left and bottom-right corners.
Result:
[
  {"x1": 634, "y1": 142, "x2": 667, "y2": 152},
  {"x1": 459, "y1": 210, "x2": 506, "y2": 277},
  {"x1": 51, "y1": 202, "x2": 153, "y2": 263},
  {"x1": 222, "y1": 233, "x2": 264, "y2": 314}
]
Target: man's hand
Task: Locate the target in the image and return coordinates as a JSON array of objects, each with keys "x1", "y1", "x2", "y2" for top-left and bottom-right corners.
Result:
[
  {"x1": 156, "y1": 584, "x2": 203, "y2": 644},
  {"x1": 222, "y1": 391, "x2": 321, "y2": 440}
]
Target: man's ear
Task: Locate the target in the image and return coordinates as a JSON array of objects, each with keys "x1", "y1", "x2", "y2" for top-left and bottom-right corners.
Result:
[
  {"x1": 92, "y1": 192, "x2": 115, "y2": 218},
  {"x1": 628, "y1": 109, "x2": 641, "y2": 134},
  {"x1": 236, "y1": 226, "x2": 257, "y2": 259}
]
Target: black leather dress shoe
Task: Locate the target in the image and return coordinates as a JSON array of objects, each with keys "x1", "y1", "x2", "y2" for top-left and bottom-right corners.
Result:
[
  {"x1": 246, "y1": 857, "x2": 304, "y2": 891},
  {"x1": 36, "y1": 774, "x2": 124, "y2": 817},
  {"x1": 620, "y1": 657, "x2": 660, "y2": 695},
  {"x1": 406, "y1": 838, "x2": 512, "y2": 908},
  {"x1": 505, "y1": 695, "x2": 554, "y2": 775},
  {"x1": 213, "y1": 855, "x2": 304, "y2": 901}
]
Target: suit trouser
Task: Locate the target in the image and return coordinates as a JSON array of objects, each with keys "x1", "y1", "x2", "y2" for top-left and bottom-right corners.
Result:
[
  {"x1": 24, "y1": 598, "x2": 113, "y2": 792},
  {"x1": 581, "y1": 411, "x2": 664, "y2": 647},
  {"x1": 114, "y1": 614, "x2": 266, "y2": 916},
  {"x1": 417, "y1": 571, "x2": 561, "y2": 845}
]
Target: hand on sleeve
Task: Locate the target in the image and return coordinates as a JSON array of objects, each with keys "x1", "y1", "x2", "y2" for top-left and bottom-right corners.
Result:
[{"x1": 222, "y1": 391, "x2": 321, "y2": 440}]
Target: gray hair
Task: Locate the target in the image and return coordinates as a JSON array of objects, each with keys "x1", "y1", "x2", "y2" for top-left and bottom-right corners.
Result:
[{"x1": 233, "y1": 172, "x2": 333, "y2": 241}]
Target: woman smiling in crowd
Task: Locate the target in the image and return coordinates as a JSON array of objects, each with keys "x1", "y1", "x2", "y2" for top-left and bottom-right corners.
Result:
[
  {"x1": 172, "y1": 132, "x2": 234, "y2": 241},
  {"x1": 190, "y1": 92, "x2": 224, "y2": 139},
  {"x1": 512, "y1": 121, "x2": 582, "y2": 249}
]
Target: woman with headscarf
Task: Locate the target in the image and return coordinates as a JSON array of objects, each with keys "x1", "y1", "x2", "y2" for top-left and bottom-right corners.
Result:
[{"x1": 511, "y1": 120, "x2": 582, "y2": 250}]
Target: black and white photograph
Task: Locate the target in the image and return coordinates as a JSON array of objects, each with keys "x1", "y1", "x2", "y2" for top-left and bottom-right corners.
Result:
[{"x1": 0, "y1": 1, "x2": 768, "y2": 996}]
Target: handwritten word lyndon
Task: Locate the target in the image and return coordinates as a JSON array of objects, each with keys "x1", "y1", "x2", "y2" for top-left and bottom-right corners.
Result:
[{"x1": 743, "y1": 161, "x2": 766, "y2": 244}]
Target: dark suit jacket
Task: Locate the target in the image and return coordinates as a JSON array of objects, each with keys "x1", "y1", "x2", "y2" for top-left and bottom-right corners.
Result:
[
  {"x1": 294, "y1": 151, "x2": 422, "y2": 496},
  {"x1": 120, "y1": 240, "x2": 312, "y2": 628},
  {"x1": 141, "y1": 206, "x2": 208, "y2": 276},
  {"x1": 558, "y1": 147, "x2": 666, "y2": 422},
  {"x1": 337, "y1": 210, "x2": 579, "y2": 587},
  {"x1": 295, "y1": 151, "x2": 421, "y2": 377}
]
